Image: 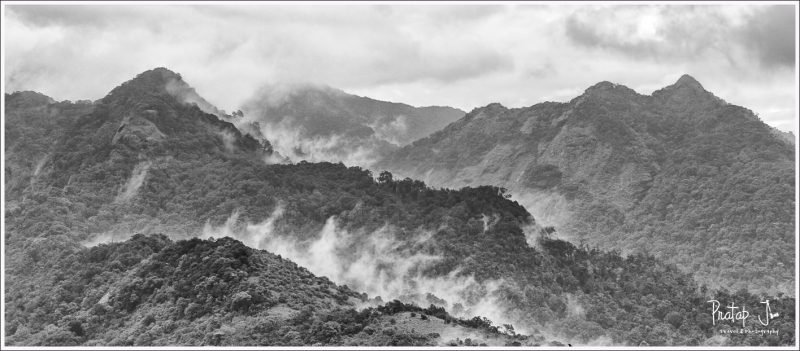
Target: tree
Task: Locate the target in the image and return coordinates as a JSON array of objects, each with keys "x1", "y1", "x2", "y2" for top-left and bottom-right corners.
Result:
[{"x1": 378, "y1": 171, "x2": 393, "y2": 184}]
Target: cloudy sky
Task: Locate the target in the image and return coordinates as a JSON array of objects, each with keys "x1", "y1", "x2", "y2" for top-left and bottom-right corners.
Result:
[{"x1": 3, "y1": 3, "x2": 798, "y2": 133}]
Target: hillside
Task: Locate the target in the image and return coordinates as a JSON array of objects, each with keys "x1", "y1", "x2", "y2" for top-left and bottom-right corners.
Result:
[
  {"x1": 234, "y1": 84, "x2": 464, "y2": 167},
  {"x1": 378, "y1": 75, "x2": 796, "y2": 295},
  {"x1": 3, "y1": 68, "x2": 794, "y2": 346},
  {"x1": 4, "y1": 233, "x2": 528, "y2": 346},
  {"x1": 4, "y1": 91, "x2": 94, "y2": 205}
]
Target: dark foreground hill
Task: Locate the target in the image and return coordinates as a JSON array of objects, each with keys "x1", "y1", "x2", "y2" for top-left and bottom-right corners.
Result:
[
  {"x1": 5, "y1": 233, "x2": 531, "y2": 346},
  {"x1": 3, "y1": 69, "x2": 794, "y2": 346},
  {"x1": 378, "y1": 75, "x2": 796, "y2": 295}
]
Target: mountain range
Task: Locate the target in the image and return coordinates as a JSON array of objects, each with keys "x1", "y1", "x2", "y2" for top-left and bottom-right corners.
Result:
[{"x1": 3, "y1": 68, "x2": 795, "y2": 346}]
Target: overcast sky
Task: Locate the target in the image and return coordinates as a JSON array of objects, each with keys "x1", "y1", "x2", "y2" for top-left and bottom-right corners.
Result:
[{"x1": 3, "y1": 3, "x2": 797, "y2": 133}]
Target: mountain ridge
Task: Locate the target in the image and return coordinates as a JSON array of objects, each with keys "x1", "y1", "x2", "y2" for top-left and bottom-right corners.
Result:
[{"x1": 377, "y1": 74, "x2": 795, "y2": 294}]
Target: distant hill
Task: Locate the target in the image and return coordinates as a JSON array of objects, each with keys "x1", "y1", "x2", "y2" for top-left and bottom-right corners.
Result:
[
  {"x1": 378, "y1": 74, "x2": 796, "y2": 294},
  {"x1": 234, "y1": 84, "x2": 464, "y2": 167}
]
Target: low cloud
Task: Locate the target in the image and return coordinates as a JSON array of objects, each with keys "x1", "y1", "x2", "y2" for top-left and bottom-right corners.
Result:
[{"x1": 239, "y1": 117, "x2": 389, "y2": 168}]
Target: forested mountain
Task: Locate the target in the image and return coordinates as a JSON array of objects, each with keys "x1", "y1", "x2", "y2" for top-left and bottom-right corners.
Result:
[
  {"x1": 3, "y1": 68, "x2": 794, "y2": 346},
  {"x1": 233, "y1": 84, "x2": 464, "y2": 167},
  {"x1": 378, "y1": 75, "x2": 796, "y2": 295}
]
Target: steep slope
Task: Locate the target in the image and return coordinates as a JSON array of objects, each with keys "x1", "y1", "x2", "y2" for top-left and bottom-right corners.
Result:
[
  {"x1": 235, "y1": 84, "x2": 464, "y2": 167},
  {"x1": 378, "y1": 75, "x2": 796, "y2": 294},
  {"x1": 4, "y1": 69, "x2": 794, "y2": 346}
]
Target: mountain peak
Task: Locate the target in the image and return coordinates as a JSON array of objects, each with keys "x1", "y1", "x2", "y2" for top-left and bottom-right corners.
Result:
[
  {"x1": 576, "y1": 80, "x2": 639, "y2": 102},
  {"x1": 122, "y1": 67, "x2": 183, "y2": 91},
  {"x1": 660, "y1": 74, "x2": 707, "y2": 93},
  {"x1": 586, "y1": 81, "x2": 616, "y2": 90},
  {"x1": 105, "y1": 67, "x2": 184, "y2": 100},
  {"x1": 135, "y1": 67, "x2": 182, "y2": 84},
  {"x1": 103, "y1": 67, "x2": 226, "y2": 117},
  {"x1": 672, "y1": 74, "x2": 706, "y2": 91},
  {"x1": 674, "y1": 74, "x2": 703, "y2": 89},
  {"x1": 652, "y1": 73, "x2": 723, "y2": 105},
  {"x1": 586, "y1": 81, "x2": 637, "y2": 93}
]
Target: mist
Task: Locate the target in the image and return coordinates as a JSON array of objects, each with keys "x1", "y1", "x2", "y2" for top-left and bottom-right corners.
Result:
[
  {"x1": 199, "y1": 205, "x2": 530, "y2": 335},
  {"x1": 114, "y1": 161, "x2": 151, "y2": 203},
  {"x1": 513, "y1": 189, "x2": 575, "y2": 242},
  {"x1": 164, "y1": 77, "x2": 226, "y2": 117},
  {"x1": 233, "y1": 106, "x2": 396, "y2": 168},
  {"x1": 251, "y1": 118, "x2": 388, "y2": 168},
  {"x1": 75, "y1": 192, "x2": 628, "y2": 345},
  {"x1": 32, "y1": 156, "x2": 47, "y2": 177},
  {"x1": 367, "y1": 115, "x2": 409, "y2": 146}
]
